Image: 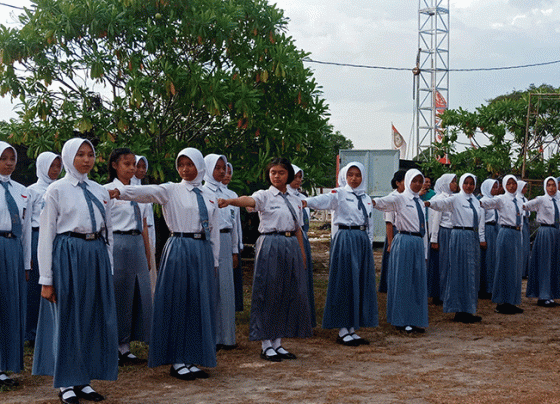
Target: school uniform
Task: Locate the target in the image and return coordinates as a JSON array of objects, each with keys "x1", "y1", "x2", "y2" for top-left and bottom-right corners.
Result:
[
  {"x1": 115, "y1": 148, "x2": 220, "y2": 369},
  {"x1": 428, "y1": 174, "x2": 485, "y2": 315},
  {"x1": 33, "y1": 138, "x2": 118, "y2": 388},
  {"x1": 250, "y1": 185, "x2": 312, "y2": 341},
  {"x1": 479, "y1": 179, "x2": 499, "y2": 295},
  {"x1": 517, "y1": 181, "x2": 531, "y2": 278},
  {"x1": 104, "y1": 178, "x2": 152, "y2": 347},
  {"x1": 290, "y1": 164, "x2": 316, "y2": 327},
  {"x1": 480, "y1": 175, "x2": 524, "y2": 307},
  {"x1": 0, "y1": 143, "x2": 32, "y2": 375},
  {"x1": 379, "y1": 205, "x2": 397, "y2": 293},
  {"x1": 306, "y1": 162, "x2": 378, "y2": 331},
  {"x1": 203, "y1": 154, "x2": 238, "y2": 347},
  {"x1": 373, "y1": 169, "x2": 428, "y2": 329},
  {"x1": 25, "y1": 152, "x2": 59, "y2": 343},
  {"x1": 524, "y1": 177, "x2": 560, "y2": 302},
  {"x1": 222, "y1": 165, "x2": 244, "y2": 312},
  {"x1": 427, "y1": 174, "x2": 455, "y2": 301}
]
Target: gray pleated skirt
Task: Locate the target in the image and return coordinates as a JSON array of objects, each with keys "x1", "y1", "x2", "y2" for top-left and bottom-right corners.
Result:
[
  {"x1": 437, "y1": 226, "x2": 452, "y2": 298},
  {"x1": 249, "y1": 233, "x2": 312, "y2": 341},
  {"x1": 32, "y1": 234, "x2": 118, "y2": 388},
  {"x1": 148, "y1": 236, "x2": 217, "y2": 368},
  {"x1": 0, "y1": 235, "x2": 25, "y2": 373},
  {"x1": 113, "y1": 233, "x2": 152, "y2": 344},
  {"x1": 303, "y1": 231, "x2": 317, "y2": 327},
  {"x1": 216, "y1": 232, "x2": 236, "y2": 346},
  {"x1": 25, "y1": 228, "x2": 41, "y2": 342},
  {"x1": 480, "y1": 223, "x2": 498, "y2": 294},
  {"x1": 492, "y1": 227, "x2": 523, "y2": 305},
  {"x1": 387, "y1": 233, "x2": 428, "y2": 328},
  {"x1": 526, "y1": 226, "x2": 560, "y2": 300}
]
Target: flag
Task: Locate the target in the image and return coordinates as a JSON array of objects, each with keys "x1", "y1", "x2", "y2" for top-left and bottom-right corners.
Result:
[{"x1": 392, "y1": 124, "x2": 407, "y2": 159}]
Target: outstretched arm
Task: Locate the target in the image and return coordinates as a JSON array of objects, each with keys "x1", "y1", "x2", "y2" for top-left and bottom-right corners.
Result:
[{"x1": 218, "y1": 196, "x2": 256, "y2": 209}]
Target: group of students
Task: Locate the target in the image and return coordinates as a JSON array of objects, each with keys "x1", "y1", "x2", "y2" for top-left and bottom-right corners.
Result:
[{"x1": 1, "y1": 137, "x2": 559, "y2": 403}]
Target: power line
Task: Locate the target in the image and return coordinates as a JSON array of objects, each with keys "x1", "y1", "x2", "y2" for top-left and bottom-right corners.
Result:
[
  {"x1": 303, "y1": 57, "x2": 560, "y2": 72},
  {"x1": 0, "y1": 2, "x2": 24, "y2": 10}
]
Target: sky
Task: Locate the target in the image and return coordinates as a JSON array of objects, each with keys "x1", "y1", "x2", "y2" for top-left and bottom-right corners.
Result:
[{"x1": 0, "y1": 0, "x2": 559, "y2": 155}]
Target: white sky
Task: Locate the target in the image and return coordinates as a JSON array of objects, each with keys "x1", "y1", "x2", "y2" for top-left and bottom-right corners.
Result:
[{"x1": 1, "y1": 0, "x2": 559, "y2": 153}]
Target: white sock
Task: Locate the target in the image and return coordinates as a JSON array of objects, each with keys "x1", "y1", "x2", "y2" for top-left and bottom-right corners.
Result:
[
  {"x1": 79, "y1": 385, "x2": 96, "y2": 394},
  {"x1": 173, "y1": 363, "x2": 190, "y2": 375},
  {"x1": 118, "y1": 343, "x2": 131, "y2": 355},
  {"x1": 0, "y1": 373, "x2": 9, "y2": 381},
  {"x1": 187, "y1": 364, "x2": 201, "y2": 372},
  {"x1": 60, "y1": 387, "x2": 77, "y2": 399},
  {"x1": 339, "y1": 328, "x2": 353, "y2": 342},
  {"x1": 271, "y1": 338, "x2": 281, "y2": 350},
  {"x1": 261, "y1": 340, "x2": 277, "y2": 355},
  {"x1": 349, "y1": 328, "x2": 361, "y2": 339}
]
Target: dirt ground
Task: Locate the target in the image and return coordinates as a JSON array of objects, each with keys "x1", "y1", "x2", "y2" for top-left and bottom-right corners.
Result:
[{"x1": 4, "y1": 224, "x2": 560, "y2": 404}]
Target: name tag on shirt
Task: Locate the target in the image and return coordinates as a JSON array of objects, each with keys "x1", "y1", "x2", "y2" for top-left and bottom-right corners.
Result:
[{"x1": 270, "y1": 206, "x2": 281, "y2": 210}]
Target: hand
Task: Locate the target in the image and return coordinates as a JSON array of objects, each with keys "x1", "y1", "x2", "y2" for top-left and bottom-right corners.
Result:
[
  {"x1": 41, "y1": 285, "x2": 57, "y2": 303},
  {"x1": 246, "y1": 206, "x2": 255, "y2": 213},
  {"x1": 301, "y1": 200, "x2": 307, "y2": 208},
  {"x1": 424, "y1": 201, "x2": 430, "y2": 207},
  {"x1": 480, "y1": 241, "x2": 487, "y2": 250},
  {"x1": 419, "y1": 188, "x2": 427, "y2": 196},
  {"x1": 108, "y1": 189, "x2": 120, "y2": 199},
  {"x1": 386, "y1": 242, "x2": 391, "y2": 253},
  {"x1": 217, "y1": 198, "x2": 229, "y2": 208},
  {"x1": 233, "y1": 254, "x2": 239, "y2": 268},
  {"x1": 431, "y1": 243, "x2": 439, "y2": 250}
]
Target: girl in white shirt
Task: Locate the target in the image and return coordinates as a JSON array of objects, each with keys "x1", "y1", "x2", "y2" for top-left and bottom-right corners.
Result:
[
  {"x1": 33, "y1": 138, "x2": 117, "y2": 404},
  {"x1": 479, "y1": 179, "x2": 499, "y2": 298},
  {"x1": 480, "y1": 175, "x2": 524, "y2": 315},
  {"x1": 372, "y1": 169, "x2": 428, "y2": 333},
  {"x1": 523, "y1": 176, "x2": 560, "y2": 307},
  {"x1": 218, "y1": 157, "x2": 312, "y2": 362},
  {"x1": 0, "y1": 141, "x2": 32, "y2": 388},
  {"x1": 26, "y1": 152, "x2": 61, "y2": 344},
  {"x1": 517, "y1": 180, "x2": 531, "y2": 278},
  {"x1": 426, "y1": 173, "x2": 486, "y2": 323},
  {"x1": 305, "y1": 162, "x2": 378, "y2": 345},
  {"x1": 110, "y1": 147, "x2": 219, "y2": 380},
  {"x1": 104, "y1": 148, "x2": 152, "y2": 366}
]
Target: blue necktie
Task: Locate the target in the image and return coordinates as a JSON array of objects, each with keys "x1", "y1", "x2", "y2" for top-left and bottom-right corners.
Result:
[
  {"x1": 467, "y1": 197, "x2": 479, "y2": 233},
  {"x1": 78, "y1": 181, "x2": 107, "y2": 240},
  {"x1": 513, "y1": 197, "x2": 521, "y2": 227},
  {"x1": 552, "y1": 198, "x2": 559, "y2": 229},
  {"x1": 1, "y1": 181, "x2": 21, "y2": 237},
  {"x1": 192, "y1": 187, "x2": 210, "y2": 239},
  {"x1": 494, "y1": 209, "x2": 498, "y2": 222},
  {"x1": 353, "y1": 192, "x2": 369, "y2": 227},
  {"x1": 131, "y1": 201, "x2": 143, "y2": 232},
  {"x1": 280, "y1": 193, "x2": 299, "y2": 225},
  {"x1": 302, "y1": 209, "x2": 309, "y2": 233},
  {"x1": 413, "y1": 197, "x2": 425, "y2": 237}
]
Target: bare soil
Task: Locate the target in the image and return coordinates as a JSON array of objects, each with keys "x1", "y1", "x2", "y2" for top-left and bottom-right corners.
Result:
[{"x1": 4, "y1": 224, "x2": 560, "y2": 403}]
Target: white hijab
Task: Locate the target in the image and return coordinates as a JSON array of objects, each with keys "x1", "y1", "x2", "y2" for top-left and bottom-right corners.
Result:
[
  {"x1": 338, "y1": 165, "x2": 348, "y2": 188},
  {"x1": 61, "y1": 138, "x2": 94, "y2": 182},
  {"x1": 543, "y1": 176, "x2": 558, "y2": 198},
  {"x1": 36, "y1": 151, "x2": 60, "y2": 186},
  {"x1": 176, "y1": 147, "x2": 205, "y2": 187},
  {"x1": 0, "y1": 141, "x2": 16, "y2": 182},
  {"x1": 203, "y1": 153, "x2": 227, "y2": 188},
  {"x1": 458, "y1": 173, "x2": 476, "y2": 197},
  {"x1": 289, "y1": 164, "x2": 303, "y2": 193},
  {"x1": 132, "y1": 155, "x2": 148, "y2": 185},
  {"x1": 343, "y1": 161, "x2": 367, "y2": 196},
  {"x1": 404, "y1": 168, "x2": 424, "y2": 198},
  {"x1": 481, "y1": 179, "x2": 497, "y2": 198},
  {"x1": 435, "y1": 173, "x2": 456, "y2": 196},
  {"x1": 516, "y1": 180, "x2": 528, "y2": 199},
  {"x1": 502, "y1": 174, "x2": 518, "y2": 197}
]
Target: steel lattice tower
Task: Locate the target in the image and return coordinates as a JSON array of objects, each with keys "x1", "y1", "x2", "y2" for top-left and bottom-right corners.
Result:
[{"x1": 413, "y1": 0, "x2": 450, "y2": 160}]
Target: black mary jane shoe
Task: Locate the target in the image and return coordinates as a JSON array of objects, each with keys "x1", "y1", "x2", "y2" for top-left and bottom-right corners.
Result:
[
  {"x1": 336, "y1": 333, "x2": 360, "y2": 346},
  {"x1": 186, "y1": 365, "x2": 209, "y2": 379},
  {"x1": 118, "y1": 351, "x2": 146, "y2": 366},
  {"x1": 170, "y1": 365, "x2": 196, "y2": 381},
  {"x1": 453, "y1": 312, "x2": 482, "y2": 324},
  {"x1": 350, "y1": 334, "x2": 370, "y2": 345},
  {"x1": 260, "y1": 347, "x2": 282, "y2": 362},
  {"x1": 74, "y1": 385, "x2": 105, "y2": 402},
  {"x1": 275, "y1": 346, "x2": 297, "y2": 360},
  {"x1": 0, "y1": 373, "x2": 19, "y2": 387},
  {"x1": 59, "y1": 388, "x2": 80, "y2": 404}
]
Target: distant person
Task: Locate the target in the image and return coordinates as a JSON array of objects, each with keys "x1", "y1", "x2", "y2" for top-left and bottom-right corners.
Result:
[
  {"x1": 479, "y1": 179, "x2": 500, "y2": 299},
  {"x1": 517, "y1": 180, "x2": 531, "y2": 279}
]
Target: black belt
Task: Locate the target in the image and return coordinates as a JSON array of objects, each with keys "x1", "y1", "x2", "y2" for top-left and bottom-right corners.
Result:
[
  {"x1": 339, "y1": 225, "x2": 366, "y2": 231},
  {"x1": 171, "y1": 232, "x2": 206, "y2": 240},
  {"x1": 398, "y1": 231, "x2": 423, "y2": 238},
  {"x1": 63, "y1": 231, "x2": 102, "y2": 241},
  {"x1": 0, "y1": 231, "x2": 15, "y2": 238},
  {"x1": 539, "y1": 223, "x2": 558, "y2": 228},
  {"x1": 453, "y1": 226, "x2": 475, "y2": 231},
  {"x1": 486, "y1": 221, "x2": 497, "y2": 226},
  {"x1": 114, "y1": 230, "x2": 142, "y2": 236},
  {"x1": 261, "y1": 231, "x2": 295, "y2": 237},
  {"x1": 501, "y1": 225, "x2": 521, "y2": 231},
  {"x1": 32, "y1": 227, "x2": 40, "y2": 232},
  {"x1": 220, "y1": 228, "x2": 232, "y2": 233}
]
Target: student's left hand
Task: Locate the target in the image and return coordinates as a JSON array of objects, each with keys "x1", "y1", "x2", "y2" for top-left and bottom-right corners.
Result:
[
  {"x1": 424, "y1": 201, "x2": 430, "y2": 207},
  {"x1": 480, "y1": 242, "x2": 487, "y2": 250},
  {"x1": 301, "y1": 200, "x2": 307, "y2": 208},
  {"x1": 108, "y1": 189, "x2": 120, "y2": 199},
  {"x1": 233, "y1": 254, "x2": 239, "y2": 268}
]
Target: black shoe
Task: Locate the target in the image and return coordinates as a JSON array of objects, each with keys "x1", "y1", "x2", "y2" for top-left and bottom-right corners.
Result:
[
  {"x1": 170, "y1": 365, "x2": 196, "y2": 381},
  {"x1": 118, "y1": 351, "x2": 145, "y2": 366},
  {"x1": 495, "y1": 304, "x2": 516, "y2": 314},
  {"x1": 74, "y1": 385, "x2": 104, "y2": 402},
  {"x1": 537, "y1": 300, "x2": 559, "y2": 307},
  {"x1": 411, "y1": 326, "x2": 426, "y2": 333},
  {"x1": 396, "y1": 325, "x2": 414, "y2": 333},
  {"x1": 221, "y1": 344, "x2": 238, "y2": 351},
  {"x1": 454, "y1": 312, "x2": 481, "y2": 323},
  {"x1": 59, "y1": 388, "x2": 80, "y2": 404},
  {"x1": 186, "y1": 365, "x2": 209, "y2": 379},
  {"x1": 260, "y1": 347, "x2": 282, "y2": 362},
  {"x1": 350, "y1": 334, "x2": 370, "y2": 345},
  {"x1": 275, "y1": 346, "x2": 297, "y2": 360},
  {"x1": 478, "y1": 291, "x2": 492, "y2": 300},
  {"x1": 336, "y1": 333, "x2": 360, "y2": 346},
  {"x1": 432, "y1": 298, "x2": 443, "y2": 306},
  {"x1": 0, "y1": 373, "x2": 19, "y2": 387},
  {"x1": 512, "y1": 305, "x2": 524, "y2": 313},
  {"x1": 216, "y1": 344, "x2": 223, "y2": 351}
]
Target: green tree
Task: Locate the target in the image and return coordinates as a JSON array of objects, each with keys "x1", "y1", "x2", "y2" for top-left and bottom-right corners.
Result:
[
  {"x1": 0, "y1": 0, "x2": 349, "y2": 191},
  {"x1": 420, "y1": 84, "x2": 560, "y2": 183}
]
